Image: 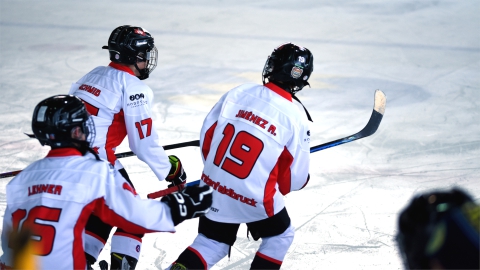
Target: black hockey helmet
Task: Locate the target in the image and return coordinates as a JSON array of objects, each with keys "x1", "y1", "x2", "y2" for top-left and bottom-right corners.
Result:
[
  {"x1": 396, "y1": 188, "x2": 479, "y2": 269},
  {"x1": 103, "y1": 25, "x2": 158, "y2": 80},
  {"x1": 32, "y1": 95, "x2": 95, "y2": 149},
  {"x1": 262, "y1": 43, "x2": 314, "y2": 94}
]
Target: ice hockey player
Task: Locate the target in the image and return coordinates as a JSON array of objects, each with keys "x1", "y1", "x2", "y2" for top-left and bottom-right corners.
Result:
[
  {"x1": 68, "y1": 25, "x2": 187, "y2": 269},
  {"x1": 0, "y1": 95, "x2": 213, "y2": 270},
  {"x1": 396, "y1": 187, "x2": 479, "y2": 270},
  {"x1": 168, "y1": 43, "x2": 313, "y2": 270}
]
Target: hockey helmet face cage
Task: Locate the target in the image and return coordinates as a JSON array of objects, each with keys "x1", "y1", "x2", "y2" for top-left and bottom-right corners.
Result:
[
  {"x1": 396, "y1": 188, "x2": 479, "y2": 269},
  {"x1": 84, "y1": 116, "x2": 96, "y2": 148},
  {"x1": 32, "y1": 95, "x2": 95, "y2": 149},
  {"x1": 262, "y1": 43, "x2": 314, "y2": 94},
  {"x1": 104, "y1": 25, "x2": 157, "y2": 80}
]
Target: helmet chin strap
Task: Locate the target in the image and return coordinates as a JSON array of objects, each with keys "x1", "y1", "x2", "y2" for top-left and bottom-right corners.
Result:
[
  {"x1": 291, "y1": 94, "x2": 313, "y2": 122},
  {"x1": 134, "y1": 63, "x2": 149, "y2": 80}
]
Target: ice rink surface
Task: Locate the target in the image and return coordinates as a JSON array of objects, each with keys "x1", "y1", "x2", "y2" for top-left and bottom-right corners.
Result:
[{"x1": 1, "y1": 0, "x2": 479, "y2": 269}]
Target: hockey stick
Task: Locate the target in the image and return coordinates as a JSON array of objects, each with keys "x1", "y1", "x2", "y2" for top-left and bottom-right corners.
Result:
[
  {"x1": 23, "y1": 133, "x2": 200, "y2": 159},
  {"x1": 115, "y1": 140, "x2": 199, "y2": 158},
  {"x1": 0, "y1": 170, "x2": 23, "y2": 179},
  {"x1": 0, "y1": 140, "x2": 200, "y2": 179},
  {"x1": 147, "y1": 89, "x2": 387, "y2": 199},
  {"x1": 147, "y1": 181, "x2": 201, "y2": 199},
  {"x1": 310, "y1": 89, "x2": 386, "y2": 153}
]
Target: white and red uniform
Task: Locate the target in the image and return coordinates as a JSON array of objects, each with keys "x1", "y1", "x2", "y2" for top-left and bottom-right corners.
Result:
[
  {"x1": 69, "y1": 62, "x2": 170, "y2": 181},
  {"x1": 200, "y1": 82, "x2": 310, "y2": 223},
  {"x1": 0, "y1": 148, "x2": 175, "y2": 270},
  {"x1": 170, "y1": 82, "x2": 311, "y2": 269},
  {"x1": 69, "y1": 62, "x2": 171, "y2": 261}
]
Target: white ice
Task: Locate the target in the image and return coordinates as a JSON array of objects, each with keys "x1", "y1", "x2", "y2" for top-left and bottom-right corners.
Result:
[{"x1": 0, "y1": 0, "x2": 479, "y2": 269}]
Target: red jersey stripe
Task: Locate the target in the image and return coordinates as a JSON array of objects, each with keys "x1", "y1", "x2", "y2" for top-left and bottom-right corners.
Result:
[{"x1": 202, "y1": 122, "x2": 217, "y2": 160}]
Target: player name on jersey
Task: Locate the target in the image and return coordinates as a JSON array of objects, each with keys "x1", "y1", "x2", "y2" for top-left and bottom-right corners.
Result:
[
  {"x1": 28, "y1": 184, "x2": 63, "y2": 196},
  {"x1": 78, "y1": 84, "x2": 101, "y2": 97},
  {"x1": 235, "y1": 109, "x2": 277, "y2": 136}
]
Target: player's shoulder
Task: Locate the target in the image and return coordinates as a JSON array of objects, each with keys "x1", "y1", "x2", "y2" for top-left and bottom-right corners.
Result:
[
  {"x1": 229, "y1": 83, "x2": 261, "y2": 93},
  {"x1": 82, "y1": 153, "x2": 113, "y2": 166},
  {"x1": 9, "y1": 155, "x2": 113, "y2": 187},
  {"x1": 80, "y1": 65, "x2": 111, "y2": 78},
  {"x1": 224, "y1": 83, "x2": 263, "y2": 100},
  {"x1": 123, "y1": 78, "x2": 152, "y2": 98},
  {"x1": 71, "y1": 154, "x2": 114, "y2": 176}
]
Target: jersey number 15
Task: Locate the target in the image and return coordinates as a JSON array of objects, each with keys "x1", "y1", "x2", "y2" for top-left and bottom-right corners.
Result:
[{"x1": 10, "y1": 206, "x2": 62, "y2": 256}]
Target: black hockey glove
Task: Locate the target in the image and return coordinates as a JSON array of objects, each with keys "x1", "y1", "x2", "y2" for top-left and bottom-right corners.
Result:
[
  {"x1": 161, "y1": 185, "x2": 213, "y2": 226},
  {"x1": 165, "y1": 155, "x2": 187, "y2": 187}
]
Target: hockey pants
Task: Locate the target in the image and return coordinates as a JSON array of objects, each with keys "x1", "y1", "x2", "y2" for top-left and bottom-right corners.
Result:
[{"x1": 171, "y1": 208, "x2": 294, "y2": 269}]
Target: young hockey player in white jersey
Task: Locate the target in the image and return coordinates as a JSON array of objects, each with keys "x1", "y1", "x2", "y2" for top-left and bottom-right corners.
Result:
[
  {"x1": 0, "y1": 95, "x2": 212, "y2": 270},
  {"x1": 68, "y1": 25, "x2": 187, "y2": 269},
  {"x1": 169, "y1": 43, "x2": 313, "y2": 270}
]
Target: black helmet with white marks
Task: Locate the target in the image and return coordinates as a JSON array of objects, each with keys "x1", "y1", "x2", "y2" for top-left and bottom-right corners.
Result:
[
  {"x1": 262, "y1": 43, "x2": 314, "y2": 94},
  {"x1": 32, "y1": 95, "x2": 95, "y2": 151},
  {"x1": 103, "y1": 25, "x2": 158, "y2": 80}
]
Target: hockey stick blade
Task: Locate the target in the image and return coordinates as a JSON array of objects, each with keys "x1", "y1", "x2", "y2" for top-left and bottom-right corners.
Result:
[
  {"x1": 310, "y1": 89, "x2": 386, "y2": 153},
  {"x1": 0, "y1": 140, "x2": 200, "y2": 179}
]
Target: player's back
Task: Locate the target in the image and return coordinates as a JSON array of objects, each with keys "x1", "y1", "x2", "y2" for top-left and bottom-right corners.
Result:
[
  {"x1": 69, "y1": 64, "x2": 152, "y2": 166},
  {"x1": 201, "y1": 83, "x2": 310, "y2": 223},
  {"x1": 1, "y1": 149, "x2": 112, "y2": 269}
]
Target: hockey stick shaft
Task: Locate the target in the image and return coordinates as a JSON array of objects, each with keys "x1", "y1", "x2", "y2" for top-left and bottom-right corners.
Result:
[
  {"x1": 23, "y1": 133, "x2": 200, "y2": 159},
  {"x1": 0, "y1": 140, "x2": 200, "y2": 179},
  {"x1": 0, "y1": 170, "x2": 23, "y2": 179},
  {"x1": 147, "y1": 90, "x2": 387, "y2": 198},
  {"x1": 147, "y1": 180, "x2": 201, "y2": 199},
  {"x1": 114, "y1": 140, "x2": 199, "y2": 159}
]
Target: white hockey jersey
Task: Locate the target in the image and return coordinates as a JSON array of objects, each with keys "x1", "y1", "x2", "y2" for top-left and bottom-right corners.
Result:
[
  {"x1": 0, "y1": 148, "x2": 175, "y2": 270},
  {"x1": 69, "y1": 62, "x2": 170, "y2": 181},
  {"x1": 199, "y1": 82, "x2": 310, "y2": 223}
]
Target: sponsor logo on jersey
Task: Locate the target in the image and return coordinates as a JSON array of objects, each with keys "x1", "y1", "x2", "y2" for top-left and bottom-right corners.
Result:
[
  {"x1": 202, "y1": 173, "x2": 258, "y2": 207},
  {"x1": 127, "y1": 93, "x2": 147, "y2": 108},
  {"x1": 129, "y1": 93, "x2": 145, "y2": 101},
  {"x1": 28, "y1": 184, "x2": 63, "y2": 196},
  {"x1": 127, "y1": 100, "x2": 148, "y2": 108},
  {"x1": 78, "y1": 84, "x2": 101, "y2": 97},
  {"x1": 235, "y1": 109, "x2": 277, "y2": 136},
  {"x1": 304, "y1": 130, "x2": 311, "y2": 142}
]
